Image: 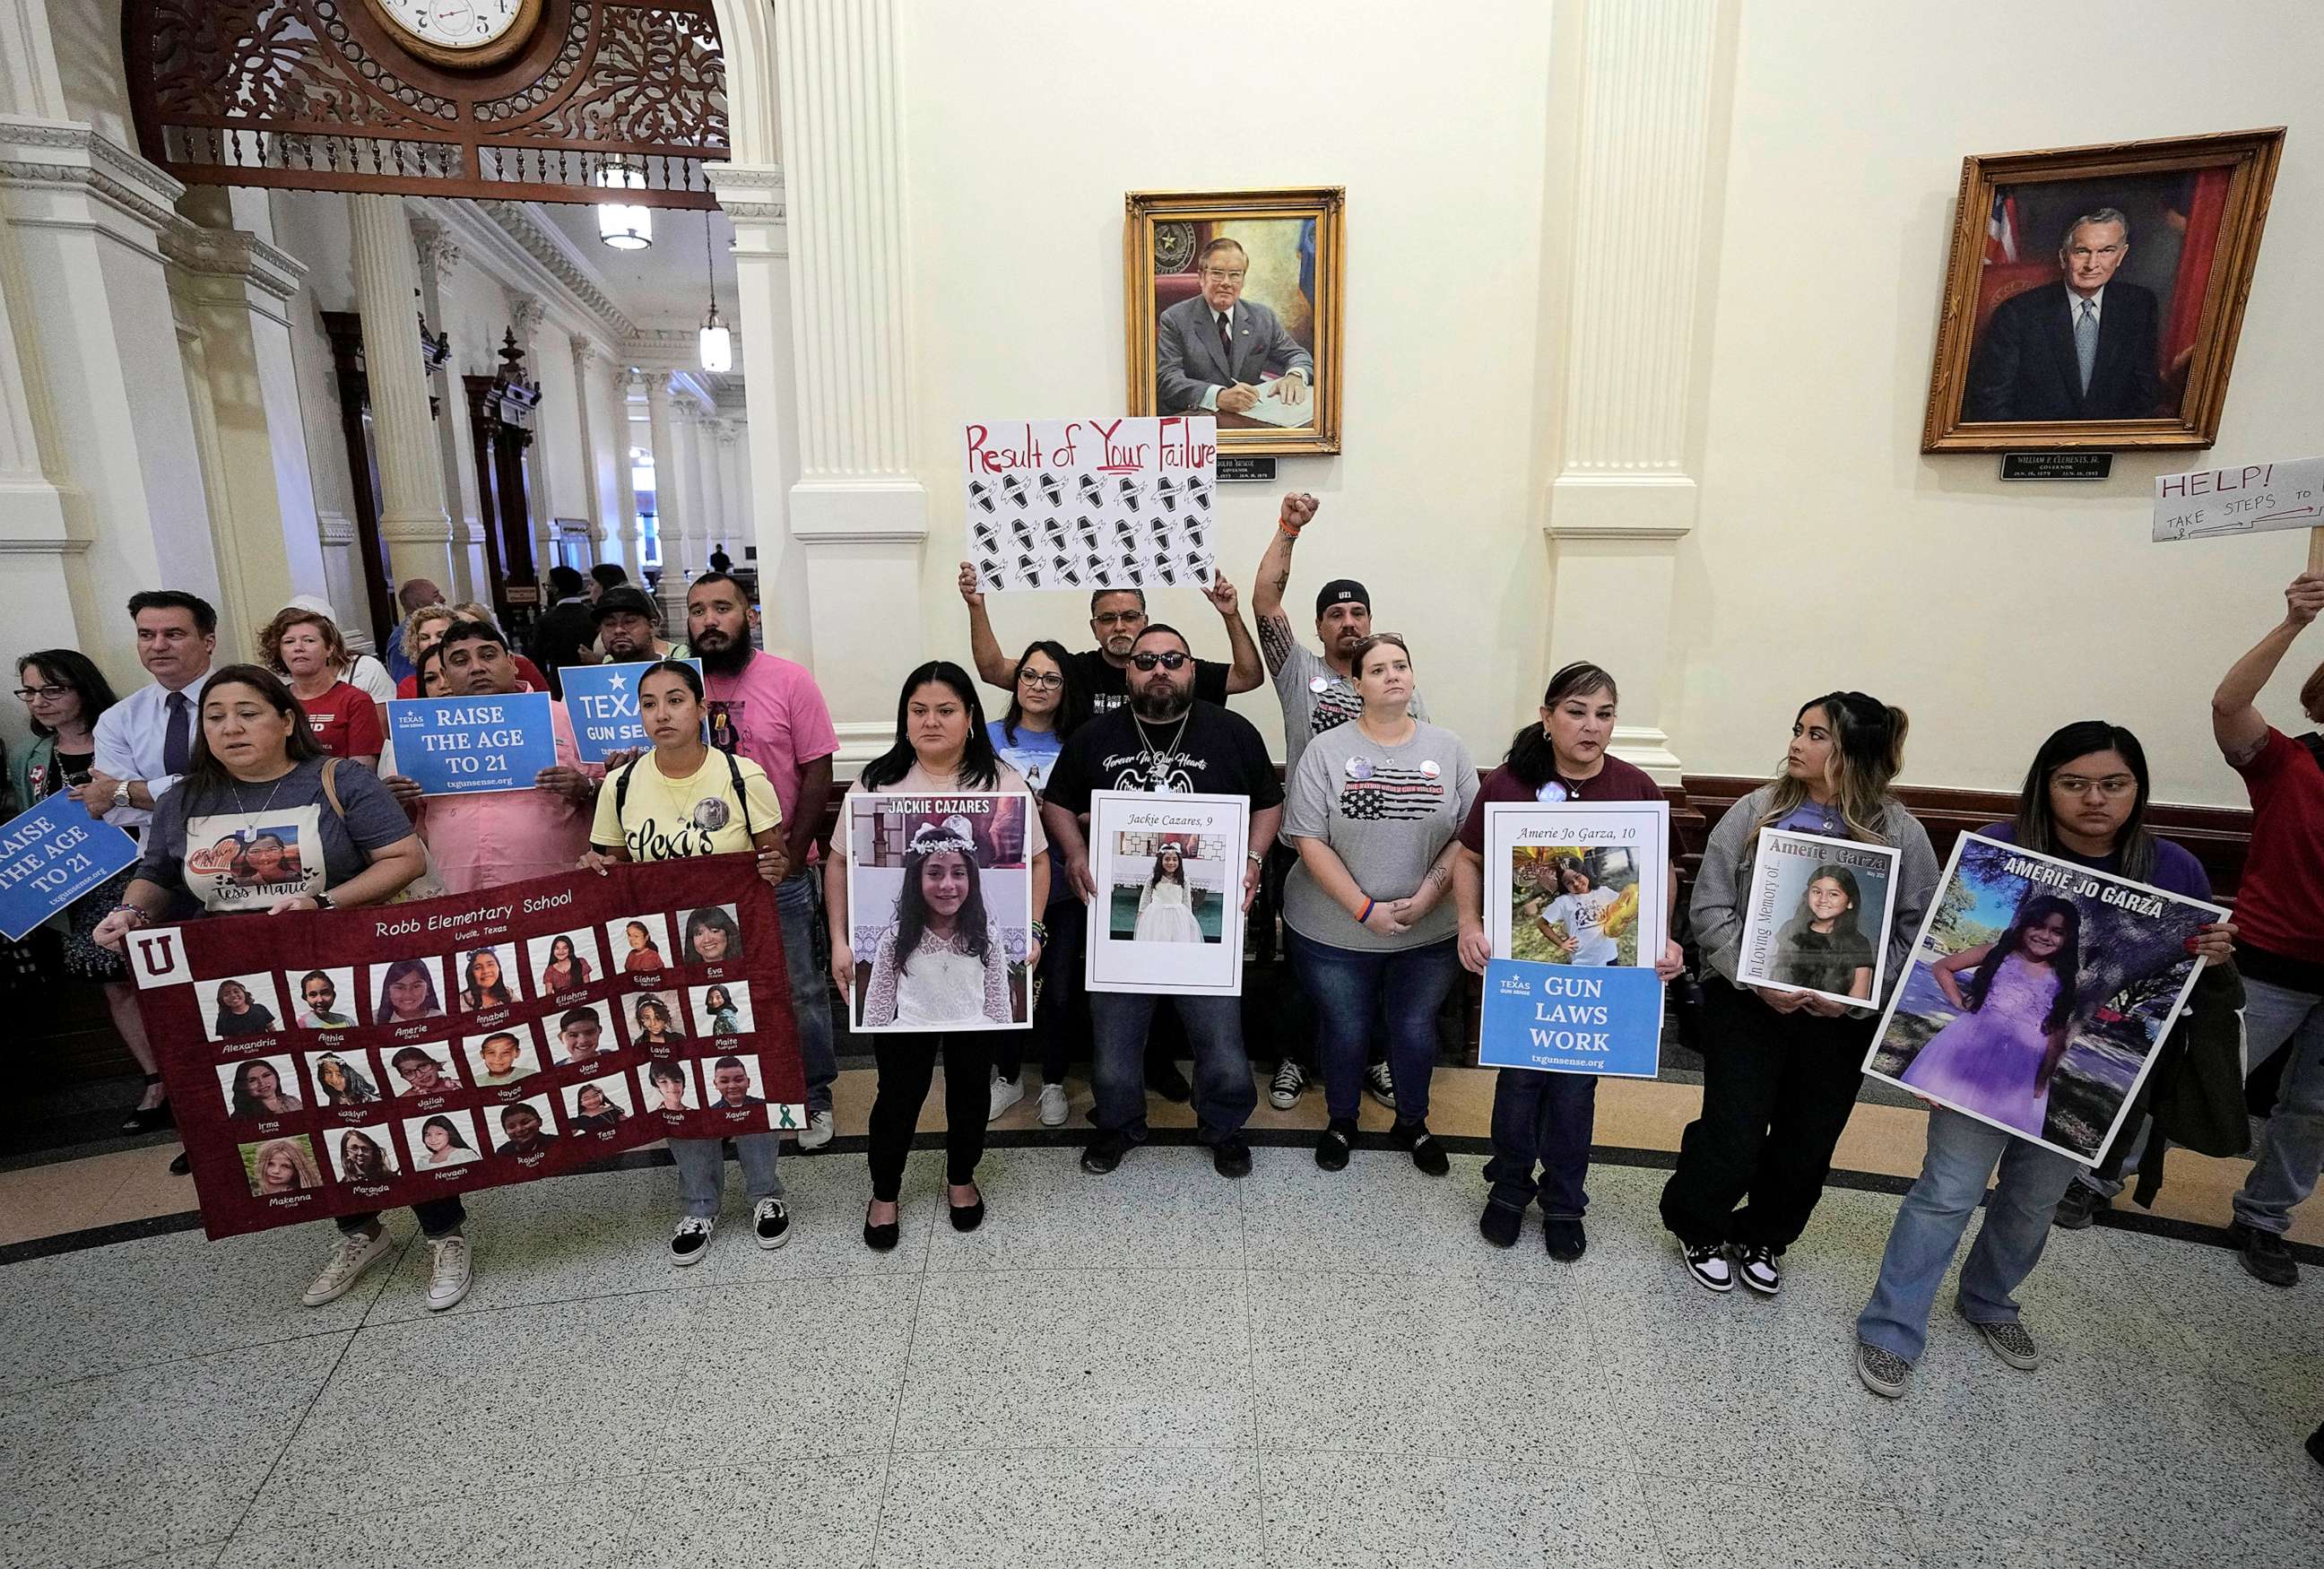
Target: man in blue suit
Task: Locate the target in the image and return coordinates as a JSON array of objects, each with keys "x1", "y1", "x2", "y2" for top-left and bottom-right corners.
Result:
[
  {"x1": 1964, "y1": 207, "x2": 2166, "y2": 422},
  {"x1": 1156, "y1": 238, "x2": 1316, "y2": 416}
]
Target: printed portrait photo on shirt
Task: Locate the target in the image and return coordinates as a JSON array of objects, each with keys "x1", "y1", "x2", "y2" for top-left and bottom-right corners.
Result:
[
  {"x1": 525, "y1": 929, "x2": 602, "y2": 996},
  {"x1": 304, "y1": 1047, "x2": 383, "y2": 1109},
  {"x1": 290, "y1": 966, "x2": 358, "y2": 1030},
  {"x1": 490, "y1": 1093, "x2": 561, "y2": 1158},
  {"x1": 385, "y1": 1040, "x2": 463, "y2": 1099},
  {"x1": 403, "y1": 1109, "x2": 483, "y2": 1171},
  {"x1": 628, "y1": 989, "x2": 687, "y2": 1046},
  {"x1": 679, "y1": 903, "x2": 745, "y2": 967},
  {"x1": 551, "y1": 1004, "x2": 613, "y2": 1065},
  {"x1": 605, "y1": 914, "x2": 673, "y2": 976},
  {"x1": 461, "y1": 1024, "x2": 543, "y2": 1088},
  {"x1": 240, "y1": 1134, "x2": 323, "y2": 1198},
  {"x1": 215, "y1": 1053, "x2": 303, "y2": 1122},
  {"x1": 454, "y1": 942, "x2": 525, "y2": 1013},
  {"x1": 564, "y1": 1073, "x2": 633, "y2": 1131},
  {"x1": 202, "y1": 970, "x2": 287, "y2": 1044},
  {"x1": 369, "y1": 955, "x2": 447, "y2": 1026},
  {"x1": 845, "y1": 793, "x2": 1034, "y2": 1032},
  {"x1": 1865, "y1": 834, "x2": 2224, "y2": 1164},
  {"x1": 1737, "y1": 830, "x2": 1903, "y2": 1006},
  {"x1": 180, "y1": 813, "x2": 319, "y2": 913},
  {"x1": 325, "y1": 1123, "x2": 400, "y2": 1185},
  {"x1": 687, "y1": 981, "x2": 753, "y2": 1037},
  {"x1": 637, "y1": 1056, "x2": 699, "y2": 1114}
]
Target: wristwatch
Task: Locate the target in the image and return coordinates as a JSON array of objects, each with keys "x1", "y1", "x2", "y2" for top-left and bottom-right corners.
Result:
[
  {"x1": 111, "y1": 779, "x2": 131, "y2": 811},
  {"x1": 312, "y1": 893, "x2": 334, "y2": 910}
]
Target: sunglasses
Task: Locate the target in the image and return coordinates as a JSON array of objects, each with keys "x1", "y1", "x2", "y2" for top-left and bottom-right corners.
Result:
[{"x1": 1129, "y1": 651, "x2": 1191, "y2": 672}]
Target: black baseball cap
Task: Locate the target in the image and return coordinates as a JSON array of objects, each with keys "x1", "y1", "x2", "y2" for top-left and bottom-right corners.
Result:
[
  {"x1": 1316, "y1": 579, "x2": 1370, "y2": 618},
  {"x1": 590, "y1": 585, "x2": 659, "y2": 623}
]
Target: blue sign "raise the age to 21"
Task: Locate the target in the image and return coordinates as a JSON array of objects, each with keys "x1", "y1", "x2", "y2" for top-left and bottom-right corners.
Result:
[
  {"x1": 0, "y1": 799, "x2": 142, "y2": 941},
  {"x1": 386, "y1": 692, "x2": 559, "y2": 796}
]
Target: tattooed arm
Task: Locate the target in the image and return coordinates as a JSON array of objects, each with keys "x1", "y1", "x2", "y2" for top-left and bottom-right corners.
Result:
[
  {"x1": 2214, "y1": 574, "x2": 2324, "y2": 767},
  {"x1": 1251, "y1": 493, "x2": 1317, "y2": 677}
]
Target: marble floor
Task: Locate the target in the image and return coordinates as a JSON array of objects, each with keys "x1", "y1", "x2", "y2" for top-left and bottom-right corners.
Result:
[{"x1": 2, "y1": 1131, "x2": 2320, "y2": 1569}]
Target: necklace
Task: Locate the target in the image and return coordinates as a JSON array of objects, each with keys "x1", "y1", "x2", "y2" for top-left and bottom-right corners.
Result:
[
  {"x1": 226, "y1": 766, "x2": 298, "y2": 818},
  {"x1": 1357, "y1": 713, "x2": 1415, "y2": 748},
  {"x1": 1130, "y1": 708, "x2": 1192, "y2": 792}
]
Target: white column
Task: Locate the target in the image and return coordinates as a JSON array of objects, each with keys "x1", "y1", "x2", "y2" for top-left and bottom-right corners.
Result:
[
  {"x1": 716, "y1": 418, "x2": 746, "y2": 561},
  {"x1": 411, "y1": 212, "x2": 481, "y2": 597},
  {"x1": 568, "y1": 334, "x2": 604, "y2": 561},
  {"x1": 1538, "y1": 0, "x2": 1730, "y2": 784},
  {"x1": 759, "y1": 0, "x2": 927, "y2": 729},
  {"x1": 645, "y1": 371, "x2": 684, "y2": 623},
  {"x1": 695, "y1": 415, "x2": 727, "y2": 563},
  {"x1": 349, "y1": 195, "x2": 455, "y2": 593},
  {"x1": 611, "y1": 366, "x2": 644, "y2": 570}
]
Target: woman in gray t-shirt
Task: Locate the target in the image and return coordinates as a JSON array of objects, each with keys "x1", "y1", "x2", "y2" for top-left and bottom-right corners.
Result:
[{"x1": 1280, "y1": 634, "x2": 1477, "y2": 1176}]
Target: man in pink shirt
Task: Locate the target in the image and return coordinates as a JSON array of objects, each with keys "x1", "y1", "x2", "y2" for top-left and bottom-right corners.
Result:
[
  {"x1": 384, "y1": 620, "x2": 600, "y2": 893},
  {"x1": 689, "y1": 573, "x2": 841, "y2": 1147}
]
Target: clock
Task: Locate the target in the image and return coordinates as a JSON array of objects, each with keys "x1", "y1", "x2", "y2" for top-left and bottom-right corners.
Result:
[{"x1": 359, "y1": 0, "x2": 546, "y2": 71}]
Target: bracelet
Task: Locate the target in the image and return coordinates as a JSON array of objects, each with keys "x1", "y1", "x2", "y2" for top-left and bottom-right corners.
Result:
[
  {"x1": 1357, "y1": 898, "x2": 1374, "y2": 924},
  {"x1": 108, "y1": 904, "x2": 150, "y2": 928},
  {"x1": 1030, "y1": 919, "x2": 1048, "y2": 941}
]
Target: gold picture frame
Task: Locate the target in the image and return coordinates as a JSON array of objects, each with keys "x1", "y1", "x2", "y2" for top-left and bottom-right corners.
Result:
[
  {"x1": 1124, "y1": 186, "x2": 1345, "y2": 456},
  {"x1": 1921, "y1": 127, "x2": 2284, "y2": 453}
]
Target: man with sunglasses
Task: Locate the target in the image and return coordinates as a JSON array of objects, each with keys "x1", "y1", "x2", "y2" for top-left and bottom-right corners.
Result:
[
  {"x1": 1042, "y1": 625, "x2": 1282, "y2": 1181},
  {"x1": 957, "y1": 570, "x2": 1263, "y2": 715}
]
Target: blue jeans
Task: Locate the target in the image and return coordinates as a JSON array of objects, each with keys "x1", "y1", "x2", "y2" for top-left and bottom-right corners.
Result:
[
  {"x1": 776, "y1": 866, "x2": 838, "y2": 1113},
  {"x1": 2232, "y1": 972, "x2": 2324, "y2": 1235},
  {"x1": 1089, "y1": 991, "x2": 1254, "y2": 1143},
  {"x1": 1286, "y1": 928, "x2": 1458, "y2": 1123},
  {"x1": 669, "y1": 1131, "x2": 784, "y2": 1218},
  {"x1": 1483, "y1": 1070, "x2": 1599, "y2": 1218},
  {"x1": 1854, "y1": 1107, "x2": 2079, "y2": 1364}
]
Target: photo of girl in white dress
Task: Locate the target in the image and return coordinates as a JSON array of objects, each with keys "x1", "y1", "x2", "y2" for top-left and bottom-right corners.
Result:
[
  {"x1": 1132, "y1": 842, "x2": 1205, "y2": 943},
  {"x1": 860, "y1": 816, "x2": 1013, "y2": 1028}
]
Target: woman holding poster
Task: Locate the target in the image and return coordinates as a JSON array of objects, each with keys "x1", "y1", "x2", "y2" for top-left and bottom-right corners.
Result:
[
  {"x1": 1854, "y1": 722, "x2": 2236, "y2": 1398},
  {"x1": 1660, "y1": 691, "x2": 1937, "y2": 1297},
  {"x1": 586, "y1": 660, "x2": 790, "y2": 1266},
  {"x1": 1769, "y1": 866, "x2": 1877, "y2": 1001},
  {"x1": 1454, "y1": 663, "x2": 1680, "y2": 1261},
  {"x1": 825, "y1": 663, "x2": 1047, "y2": 1251},
  {"x1": 1282, "y1": 635, "x2": 1477, "y2": 1178},
  {"x1": 87, "y1": 666, "x2": 473, "y2": 1313}
]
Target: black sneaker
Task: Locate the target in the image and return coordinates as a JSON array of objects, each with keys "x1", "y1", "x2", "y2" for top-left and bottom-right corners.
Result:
[
  {"x1": 670, "y1": 1215, "x2": 714, "y2": 1265},
  {"x1": 1081, "y1": 1130, "x2": 1136, "y2": 1175},
  {"x1": 1389, "y1": 1118, "x2": 1449, "y2": 1176},
  {"x1": 752, "y1": 1198, "x2": 791, "y2": 1249},
  {"x1": 1543, "y1": 1216, "x2": 1586, "y2": 1262},
  {"x1": 1733, "y1": 1243, "x2": 1782, "y2": 1296},
  {"x1": 1479, "y1": 1203, "x2": 1522, "y2": 1249},
  {"x1": 1314, "y1": 1117, "x2": 1355, "y2": 1173},
  {"x1": 2307, "y1": 1418, "x2": 2324, "y2": 1468},
  {"x1": 2232, "y1": 1222, "x2": 2299, "y2": 1287},
  {"x1": 2051, "y1": 1183, "x2": 2108, "y2": 1231},
  {"x1": 1147, "y1": 1058, "x2": 1192, "y2": 1103},
  {"x1": 1679, "y1": 1241, "x2": 1733, "y2": 1293},
  {"x1": 1211, "y1": 1135, "x2": 1253, "y2": 1179}
]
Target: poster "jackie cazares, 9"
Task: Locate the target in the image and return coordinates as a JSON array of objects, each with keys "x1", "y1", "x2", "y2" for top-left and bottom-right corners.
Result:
[{"x1": 126, "y1": 858, "x2": 805, "y2": 1239}]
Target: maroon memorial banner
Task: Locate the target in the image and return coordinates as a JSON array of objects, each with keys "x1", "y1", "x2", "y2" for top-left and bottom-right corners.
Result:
[{"x1": 128, "y1": 858, "x2": 804, "y2": 1239}]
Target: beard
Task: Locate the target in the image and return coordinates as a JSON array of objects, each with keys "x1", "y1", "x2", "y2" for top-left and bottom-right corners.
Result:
[
  {"x1": 694, "y1": 628, "x2": 750, "y2": 675},
  {"x1": 1131, "y1": 685, "x2": 1189, "y2": 722}
]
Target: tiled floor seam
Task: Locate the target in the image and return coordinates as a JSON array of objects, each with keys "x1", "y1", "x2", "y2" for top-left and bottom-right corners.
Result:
[
  {"x1": 865, "y1": 1267, "x2": 932, "y2": 1568},
  {"x1": 209, "y1": 1321, "x2": 364, "y2": 1562}
]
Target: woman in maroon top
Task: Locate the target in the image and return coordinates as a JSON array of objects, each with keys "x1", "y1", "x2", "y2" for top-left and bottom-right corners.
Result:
[{"x1": 1452, "y1": 663, "x2": 1682, "y2": 1263}]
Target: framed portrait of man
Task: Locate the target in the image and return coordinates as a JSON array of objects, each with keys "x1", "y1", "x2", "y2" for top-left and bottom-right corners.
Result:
[
  {"x1": 1921, "y1": 126, "x2": 2283, "y2": 452},
  {"x1": 1125, "y1": 186, "x2": 1345, "y2": 455}
]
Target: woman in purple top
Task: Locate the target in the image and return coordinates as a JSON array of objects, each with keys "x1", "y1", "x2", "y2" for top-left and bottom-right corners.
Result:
[{"x1": 1853, "y1": 721, "x2": 2236, "y2": 1400}]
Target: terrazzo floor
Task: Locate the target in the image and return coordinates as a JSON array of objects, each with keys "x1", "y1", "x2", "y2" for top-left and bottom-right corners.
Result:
[{"x1": 2, "y1": 1139, "x2": 2319, "y2": 1569}]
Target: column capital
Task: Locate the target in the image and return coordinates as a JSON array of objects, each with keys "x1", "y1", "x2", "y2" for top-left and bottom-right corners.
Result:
[
  {"x1": 0, "y1": 117, "x2": 185, "y2": 247},
  {"x1": 507, "y1": 291, "x2": 548, "y2": 352},
  {"x1": 409, "y1": 214, "x2": 463, "y2": 285},
  {"x1": 568, "y1": 334, "x2": 600, "y2": 368},
  {"x1": 161, "y1": 221, "x2": 308, "y2": 311}
]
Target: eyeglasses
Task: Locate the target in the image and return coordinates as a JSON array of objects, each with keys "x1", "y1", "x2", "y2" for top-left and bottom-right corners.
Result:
[
  {"x1": 13, "y1": 685, "x2": 68, "y2": 701},
  {"x1": 1093, "y1": 611, "x2": 1145, "y2": 628},
  {"x1": 1130, "y1": 651, "x2": 1191, "y2": 672},
  {"x1": 1199, "y1": 267, "x2": 1245, "y2": 282},
  {"x1": 1018, "y1": 672, "x2": 1064, "y2": 690},
  {"x1": 2054, "y1": 775, "x2": 2137, "y2": 799}
]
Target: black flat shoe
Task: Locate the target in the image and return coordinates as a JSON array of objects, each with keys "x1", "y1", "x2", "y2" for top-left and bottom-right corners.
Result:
[
  {"x1": 949, "y1": 1190, "x2": 985, "y2": 1233},
  {"x1": 121, "y1": 1102, "x2": 175, "y2": 1135},
  {"x1": 169, "y1": 1150, "x2": 191, "y2": 1175},
  {"x1": 1314, "y1": 1117, "x2": 1355, "y2": 1173},
  {"x1": 863, "y1": 1201, "x2": 900, "y2": 1252}
]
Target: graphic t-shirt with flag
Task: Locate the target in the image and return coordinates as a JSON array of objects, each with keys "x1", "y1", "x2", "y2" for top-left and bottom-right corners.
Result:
[{"x1": 1279, "y1": 718, "x2": 1477, "y2": 953}]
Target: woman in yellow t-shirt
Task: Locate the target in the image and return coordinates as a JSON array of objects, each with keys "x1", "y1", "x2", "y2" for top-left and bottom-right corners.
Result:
[{"x1": 588, "y1": 662, "x2": 790, "y2": 1265}]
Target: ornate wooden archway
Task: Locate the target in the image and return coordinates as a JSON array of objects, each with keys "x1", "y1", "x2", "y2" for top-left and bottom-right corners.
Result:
[{"x1": 121, "y1": 0, "x2": 729, "y2": 207}]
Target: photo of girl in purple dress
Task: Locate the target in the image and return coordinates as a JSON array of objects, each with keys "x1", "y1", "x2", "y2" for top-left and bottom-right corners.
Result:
[{"x1": 1899, "y1": 895, "x2": 2081, "y2": 1137}]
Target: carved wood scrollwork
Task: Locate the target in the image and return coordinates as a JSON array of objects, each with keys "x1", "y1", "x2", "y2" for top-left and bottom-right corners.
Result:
[{"x1": 124, "y1": 0, "x2": 728, "y2": 208}]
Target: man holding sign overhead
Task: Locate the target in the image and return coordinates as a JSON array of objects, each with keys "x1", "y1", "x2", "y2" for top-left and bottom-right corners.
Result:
[{"x1": 383, "y1": 620, "x2": 598, "y2": 896}]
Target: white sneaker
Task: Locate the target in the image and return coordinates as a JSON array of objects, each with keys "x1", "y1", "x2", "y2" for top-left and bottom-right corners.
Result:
[
  {"x1": 425, "y1": 1233, "x2": 473, "y2": 1311},
  {"x1": 1679, "y1": 1242, "x2": 1733, "y2": 1293},
  {"x1": 1269, "y1": 1060, "x2": 1307, "y2": 1111},
  {"x1": 988, "y1": 1072, "x2": 1026, "y2": 1123},
  {"x1": 301, "y1": 1226, "x2": 394, "y2": 1307},
  {"x1": 1037, "y1": 1081, "x2": 1069, "y2": 1127},
  {"x1": 798, "y1": 1109, "x2": 835, "y2": 1150}
]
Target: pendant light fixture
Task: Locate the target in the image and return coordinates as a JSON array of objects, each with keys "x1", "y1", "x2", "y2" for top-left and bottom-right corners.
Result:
[
  {"x1": 595, "y1": 161, "x2": 652, "y2": 251},
  {"x1": 698, "y1": 211, "x2": 732, "y2": 372}
]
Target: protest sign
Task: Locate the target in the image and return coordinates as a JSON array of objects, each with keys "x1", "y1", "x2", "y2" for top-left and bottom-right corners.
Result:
[
  {"x1": 2153, "y1": 456, "x2": 2324, "y2": 566},
  {"x1": 386, "y1": 692, "x2": 559, "y2": 794},
  {"x1": 128, "y1": 857, "x2": 804, "y2": 1238},
  {"x1": 561, "y1": 659, "x2": 704, "y2": 763},
  {"x1": 841, "y1": 792, "x2": 1035, "y2": 1032},
  {"x1": 1738, "y1": 828, "x2": 1903, "y2": 1008},
  {"x1": 0, "y1": 798, "x2": 141, "y2": 941},
  {"x1": 1863, "y1": 833, "x2": 2224, "y2": 1165},
  {"x1": 962, "y1": 416, "x2": 1217, "y2": 593},
  {"x1": 1479, "y1": 960, "x2": 1663, "y2": 1077},
  {"x1": 1084, "y1": 791, "x2": 1248, "y2": 996}
]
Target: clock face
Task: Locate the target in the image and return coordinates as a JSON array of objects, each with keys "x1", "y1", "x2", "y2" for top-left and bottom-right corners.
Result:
[{"x1": 378, "y1": 0, "x2": 526, "y2": 52}]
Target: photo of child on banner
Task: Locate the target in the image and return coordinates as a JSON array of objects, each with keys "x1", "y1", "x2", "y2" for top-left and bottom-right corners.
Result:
[
  {"x1": 1479, "y1": 801, "x2": 1669, "y2": 1078},
  {"x1": 960, "y1": 417, "x2": 1218, "y2": 594},
  {"x1": 1863, "y1": 834, "x2": 2226, "y2": 1164},
  {"x1": 845, "y1": 793, "x2": 1036, "y2": 1031},
  {"x1": 1084, "y1": 791, "x2": 1250, "y2": 996},
  {"x1": 1736, "y1": 828, "x2": 1903, "y2": 1007},
  {"x1": 128, "y1": 857, "x2": 806, "y2": 1239}
]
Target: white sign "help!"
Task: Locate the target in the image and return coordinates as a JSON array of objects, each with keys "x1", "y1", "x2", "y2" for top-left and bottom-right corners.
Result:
[{"x1": 2153, "y1": 455, "x2": 2324, "y2": 543}]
